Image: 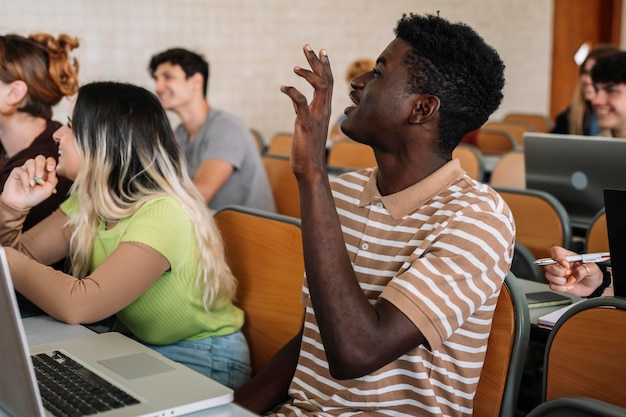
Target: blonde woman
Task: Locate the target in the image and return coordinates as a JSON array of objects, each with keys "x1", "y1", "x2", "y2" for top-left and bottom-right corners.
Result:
[
  {"x1": 0, "y1": 33, "x2": 78, "y2": 230},
  {"x1": 0, "y1": 81, "x2": 250, "y2": 389}
]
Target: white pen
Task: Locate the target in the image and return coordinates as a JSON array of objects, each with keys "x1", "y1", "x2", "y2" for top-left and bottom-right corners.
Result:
[{"x1": 533, "y1": 252, "x2": 611, "y2": 266}]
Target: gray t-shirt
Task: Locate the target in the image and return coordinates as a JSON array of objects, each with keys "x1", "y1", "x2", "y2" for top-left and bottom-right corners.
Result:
[{"x1": 175, "y1": 109, "x2": 276, "y2": 212}]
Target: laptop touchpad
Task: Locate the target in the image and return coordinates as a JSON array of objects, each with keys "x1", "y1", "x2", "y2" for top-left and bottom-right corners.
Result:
[{"x1": 99, "y1": 352, "x2": 175, "y2": 379}]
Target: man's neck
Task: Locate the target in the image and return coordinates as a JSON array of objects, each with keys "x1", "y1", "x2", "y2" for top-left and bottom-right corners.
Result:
[{"x1": 178, "y1": 100, "x2": 210, "y2": 143}]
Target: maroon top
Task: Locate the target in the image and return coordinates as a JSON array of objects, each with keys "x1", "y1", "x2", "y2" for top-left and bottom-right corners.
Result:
[{"x1": 0, "y1": 120, "x2": 73, "y2": 231}]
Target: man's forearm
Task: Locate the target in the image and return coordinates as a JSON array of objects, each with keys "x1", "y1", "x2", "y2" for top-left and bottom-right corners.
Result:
[{"x1": 234, "y1": 331, "x2": 302, "y2": 414}]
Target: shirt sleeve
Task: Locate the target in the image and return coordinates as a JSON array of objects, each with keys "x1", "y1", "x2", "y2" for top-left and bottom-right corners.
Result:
[
  {"x1": 380, "y1": 207, "x2": 514, "y2": 351},
  {"x1": 119, "y1": 197, "x2": 193, "y2": 267},
  {"x1": 0, "y1": 196, "x2": 70, "y2": 265}
]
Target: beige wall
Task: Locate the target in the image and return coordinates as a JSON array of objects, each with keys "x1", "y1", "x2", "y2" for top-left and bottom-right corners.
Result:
[{"x1": 2, "y1": 0, "x2": 553, "y2": 143}]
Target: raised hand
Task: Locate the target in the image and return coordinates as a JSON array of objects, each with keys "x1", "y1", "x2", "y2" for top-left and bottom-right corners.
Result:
[{"x1": 280, "y1": 44, "x2": 334, "y2": 178}]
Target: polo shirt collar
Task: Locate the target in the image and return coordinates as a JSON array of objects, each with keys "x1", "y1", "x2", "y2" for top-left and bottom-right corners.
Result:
[{"x1": 358, "y1": 159, "x2": 466, "y2": 220}]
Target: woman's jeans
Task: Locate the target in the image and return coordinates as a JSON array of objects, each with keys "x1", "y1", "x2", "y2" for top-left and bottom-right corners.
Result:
[{"x1": 145, "y1": 330, "x2": 251, "y2": 390}]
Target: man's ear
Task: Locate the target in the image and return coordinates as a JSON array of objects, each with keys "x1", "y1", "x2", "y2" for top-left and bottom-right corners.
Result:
[
  {"x1": 408, "y1": 94, "x2": 440, "y2": 124},
  {"x1": 6, "y1": 80, "x2": 28, "y2": 106},
  {"x1": 189, "y1": 73, "x2": 204, "y2": 92}
]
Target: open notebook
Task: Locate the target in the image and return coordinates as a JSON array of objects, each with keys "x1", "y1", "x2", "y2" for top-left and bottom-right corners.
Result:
[
  {"x1": 537, "y1": 301, "x2": 584, "y2": 330},
  {"x1": 0, "y1": 247, "x2": 233, "y2": 417}
]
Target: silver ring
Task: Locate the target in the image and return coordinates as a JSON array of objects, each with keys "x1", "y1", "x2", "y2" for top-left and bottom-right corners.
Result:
[{"x1": 582, "y1": 263, "x2": 590, "y2": 275}]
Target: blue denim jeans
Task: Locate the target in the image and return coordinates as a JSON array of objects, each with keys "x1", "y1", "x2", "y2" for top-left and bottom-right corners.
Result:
[{"x1": 144, "y1": 330, "x2": 251, "y2": 389}]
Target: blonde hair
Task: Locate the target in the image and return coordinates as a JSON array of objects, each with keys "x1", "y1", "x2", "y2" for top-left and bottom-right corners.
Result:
[
  {"x1": 0, "y1": 33, "x2": 79, "y2": 119},
  {"x1": 68, "y1": 82, "x2": 236, "y2": 311}
]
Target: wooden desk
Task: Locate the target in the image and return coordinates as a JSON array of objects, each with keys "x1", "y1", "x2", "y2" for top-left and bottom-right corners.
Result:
[
  {"x1": 2, "y1": 315, "x2": 259, "y2": 417},
  {"x1": 516, "y1": 278, "x2": 581, "y2": 325}
]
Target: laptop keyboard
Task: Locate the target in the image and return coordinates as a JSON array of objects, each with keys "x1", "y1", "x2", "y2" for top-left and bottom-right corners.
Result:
[{"x1": 32, "y1": 350, "x2": 140, "y2": 417}]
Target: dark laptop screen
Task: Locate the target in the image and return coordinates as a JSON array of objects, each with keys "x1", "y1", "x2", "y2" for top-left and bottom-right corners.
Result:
[
  {"x1": 525, "y1": 133, "x2": 626, "y2": 229},
  {"x1": 604, "y1": 189, "x2": 626, "y2": 298}
]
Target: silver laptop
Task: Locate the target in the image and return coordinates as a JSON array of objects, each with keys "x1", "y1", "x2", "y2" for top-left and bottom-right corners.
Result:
[
  {"x1": 0, "y1": 247, "x2": 233, "y2": 417},
  {"x1": 524, "y1": 132, "x2": 626, "y2": 229}
]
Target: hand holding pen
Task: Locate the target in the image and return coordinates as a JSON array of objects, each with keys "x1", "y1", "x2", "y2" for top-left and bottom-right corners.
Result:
[
  {"x1": 1, "y1": 155, "x2": 59, "y2": 210},
  {"x1": 540, "y1": 246, "x2": 607, "y2": 297},
  {"x1": 534, "y1": 252, "x2": 611, "y2": 266}
]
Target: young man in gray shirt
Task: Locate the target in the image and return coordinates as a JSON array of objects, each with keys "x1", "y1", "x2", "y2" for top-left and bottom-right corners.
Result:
[{"x1": 149, "y1": 48, "x2": 275, "y2": 213}]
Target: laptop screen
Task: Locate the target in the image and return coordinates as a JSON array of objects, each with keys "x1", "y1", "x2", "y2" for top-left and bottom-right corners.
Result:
[
  {"x1": 524, "y1": 133, "x2": 626, "y2": 229},
  {"x1": 604, "y1": 189, "x2": 626, "y2": 298}
]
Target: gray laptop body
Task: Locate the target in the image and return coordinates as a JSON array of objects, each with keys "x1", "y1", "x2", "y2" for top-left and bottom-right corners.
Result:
[
  {"x1": 524, "y1": 133, "x2": 626, "y2": 229},
  {"x1": 0, "y1": 247, "x2": 233, "y2": 417}
]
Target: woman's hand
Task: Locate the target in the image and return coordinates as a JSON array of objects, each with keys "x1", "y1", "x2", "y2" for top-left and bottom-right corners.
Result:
[
  {"x1": 1, "y1": 156, "x2": 59, "y2": 210},
  {"x1": 543, "y1": 245, "x2": 602, "y2": 297}
]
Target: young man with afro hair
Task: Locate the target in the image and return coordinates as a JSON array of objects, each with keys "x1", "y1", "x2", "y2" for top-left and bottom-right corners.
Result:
[{"x1": 235, "y1": 13, "x2": 514, "y2": 417}]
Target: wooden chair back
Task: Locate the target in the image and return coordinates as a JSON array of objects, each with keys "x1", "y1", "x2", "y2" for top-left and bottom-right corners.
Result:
[
  {"x1": 489, "y1": 151, "x2": 526, "y2": 189},
  {"x1": 214, "y1": 206, "x2": 305, "y2": 376},
  {"x1": 494, "y1": 186, "x2": 572, "y2": 259},
  {"x1": 476, "y1": 129, "x2": 518, "y2": 154},
  {"x1": 327, "y1": 141, "x2": 376, "y2": 169},
  {"x1": 483, "y1": 121, "x2": 534, "y2": 148},
  {"x1": 452, "y1": 144, "x2": 485, "y2": 181},
  {"x1": 504, "y1": 113, "x2": 553, "y2": 133},
  {"x1": 543, "y1": 297, "x2": 626, "y2": 408},
  {"x1": 585, "y1": 209, "x2": 608, "y2": 253},
  {"x1": 474, "y1": 272, "x2": 530, "y2": 417},
  {"x1": 262, "y1": 154, "x2": 300, "y2": 218},
  {"x1": 266, "y1": 132, "x2": 293, "y2": 156}
]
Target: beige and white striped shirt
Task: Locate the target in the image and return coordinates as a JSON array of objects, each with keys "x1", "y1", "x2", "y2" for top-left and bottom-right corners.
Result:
[{"x1": 272, "y1": 159, "x2": 515, "y2": 417}]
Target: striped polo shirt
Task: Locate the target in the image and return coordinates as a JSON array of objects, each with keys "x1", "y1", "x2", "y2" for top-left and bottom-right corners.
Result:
[{"x1": 272, "y1": 159, "x2": 515, "y2": 417}]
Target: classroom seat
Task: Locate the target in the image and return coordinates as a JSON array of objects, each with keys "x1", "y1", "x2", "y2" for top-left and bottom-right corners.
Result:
[
  {"x1": 584, "y1": 209, "x2": 608, "y2": 253},
  {"x1": 489, "y1": 151, "x2": 525, "y2": 189},
  {"x1": 493, "y1": 186, "x2": 572, "y2": 259},
  {"x1": 511, "y1": 242, "x2": 543, "y2": 282},
  {"x1": 452, "y1": 144, "x2": 485, "y2": 181},
  {"x1": 504, "y1": 113, "x2": 553, "y2": 133},
  {"x1": 483, "y1": 121, "x2": 535, "y2": 148},
  {"x1": 327, "y1": 141, "x2": 376, "y2": 169},
  {"x1": 266, "y1": 132, "x2": 293, "y2": 156},
  {"x1": 214, "y1": 206, "x2": 305, "y2": 376},
  {"x1": 262, "y1": 154, "x2": 300, "y2": 218},
  {"x1": 475, "y1": 128, "x2": 518, "y2": 154},
  {"x1": 527, "y1": 396, "x2": 626, "y2": 417},
  {"x1": 473, "y1": 272, "x2": 530, "y2": 417},
  {"x1": 541, "y1": 297, "x2": 626, "y2": 408}
]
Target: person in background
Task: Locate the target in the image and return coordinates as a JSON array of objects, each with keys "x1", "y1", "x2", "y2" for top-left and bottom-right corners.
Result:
[
  {"x1": 235, "y1": 13, "x2": 514, "y2": 416},
  {"x1": 551, "y1": 44, "x2": 620, "y2": 136},
  {"x1": 544, "y1": 53, "x2": 626, "y2": 298},
  {"x1": 543, "y1": 246, "x2": 612, "y2": 298},
  {"x1": 591, "y1": 51, "x2": 626, "y2": 138},
  {"x1": 148, "y1": 48, "x2": 275, "y2": 213},
  {"x1": 327, "y1": 57, "x2": 375, "y2": 145},
  {"x1": 0, "y1": 82, "x2": 251, "y2": 389},
  {"x1": 0, "y1": 33, "x2": 77, "y2": 231}
]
